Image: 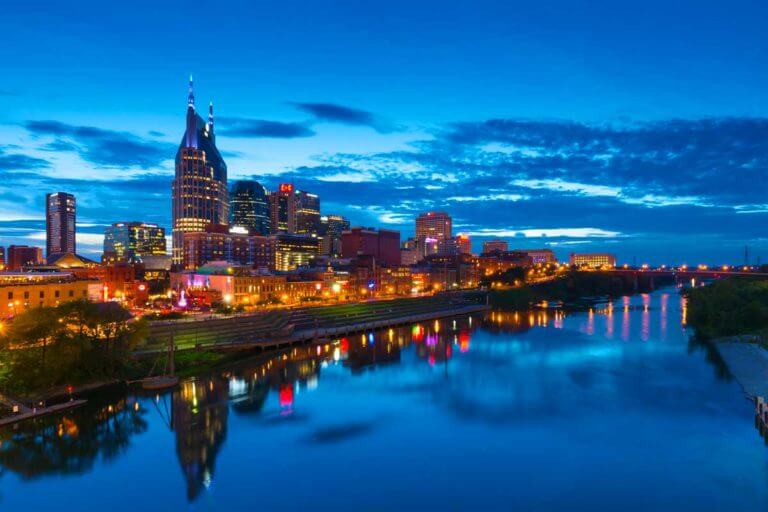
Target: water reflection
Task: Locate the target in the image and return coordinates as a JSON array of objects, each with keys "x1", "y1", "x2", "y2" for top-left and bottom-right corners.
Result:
[
  {"x1": 0, "y1": 290, "x2": 761, "y2": 509},
  {"x1": 0, "y1": 394, "x2": 147, "y2": 479}
]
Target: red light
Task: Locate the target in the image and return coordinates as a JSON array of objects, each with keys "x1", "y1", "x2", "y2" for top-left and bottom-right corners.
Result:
[
  {"x1": 279, "y1": 384, "x2": 294, "y2": 407},
  {"x1": 279, "y1": 183, "x2": 294, "y2": 194}
]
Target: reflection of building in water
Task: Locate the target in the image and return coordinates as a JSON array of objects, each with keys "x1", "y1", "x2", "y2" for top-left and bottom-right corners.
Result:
[
  {"x1": 344, "y1": 332, "x2": 402, "y2": 373},
  {"x1": 482, "y1": 310, "x2": 566, "y2": 334},
  {"x1": 173, "y1": 377, "x2": 229, "y2": 501}
]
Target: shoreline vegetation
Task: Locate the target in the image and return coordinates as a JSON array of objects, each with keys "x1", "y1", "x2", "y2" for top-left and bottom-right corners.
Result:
[
  {"x1": 488, "y1": 270, "x2": 671, "y2": 309},
  {"x1": 684, "y1": 278, "x2": 768, "y2": 341}
]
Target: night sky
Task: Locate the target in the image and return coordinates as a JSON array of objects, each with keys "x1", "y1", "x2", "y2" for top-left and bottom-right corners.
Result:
[{"x1": 1, "y1": 0, "x2": 766, "y2": 264}]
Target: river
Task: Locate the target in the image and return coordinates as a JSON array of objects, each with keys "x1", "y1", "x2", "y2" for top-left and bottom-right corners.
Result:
[{"x1": 1, "y1": 287, "x2": 766, "y2": 510}]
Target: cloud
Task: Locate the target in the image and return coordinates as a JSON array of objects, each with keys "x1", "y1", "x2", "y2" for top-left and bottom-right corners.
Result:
[
  {"x1": 0, "y1": 146, "x2": 50, "y2": 171},
  {"x1": 217, "y1": 117, "x2": 315, "y2": 138},
  {"x1": 291, "y1": 102, "x2": 397, "y2": 133},
  {"x1": 24, "y1": 120, "x2": 175, "y2": 168}
]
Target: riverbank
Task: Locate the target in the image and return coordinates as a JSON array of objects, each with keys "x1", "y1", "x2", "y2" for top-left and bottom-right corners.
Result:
[
  {"x1": 489, "y1": 270, "x2": 671, "y2": 308},
  {"x1": 711, "y1": 337, "x2": 768, "y2": 399},
  {"x1": 1, "y1": 292, "x2": 489, "y2": 406}
]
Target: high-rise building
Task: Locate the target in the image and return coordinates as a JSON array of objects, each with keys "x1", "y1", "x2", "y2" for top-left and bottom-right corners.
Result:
[
  {"x1": 456, "y1": 233, "x2": 472, "y2": 254},
  {"x1": 103, "y1": 222, "x2": 167, "y2": 263},
  {"x1": 295, "y1": 190, "x2": 320, "y2": 235},
  {"x1": 7, "y1": 245, "x2": 43, "y2": 271},
  {"x1": 182, "y1": 225, "x2": 275, "y2": 270},
  {"x1": 482, "y1": 240, "x2": 508, "y2": 254},
  {"x1": 273, "y1": 233, "x2": 320, "y2": 271},
  {"x1": 320, "y1": 214, "x2": 350, "y2": 256},
  {"x1": 341, "y1": 227, "x2": 401, "y2": 266},
  {"x1": 230, "y1": 180, "x2": 270, "y2": 235},
  {"x1": 415, "y1": 211, "x2": 452, "y2": 241},
  {"x1": 46, "y1": 192, "x2": 76, "y2": 259},
  {"x1": 0, "y1": 246, "x2": 5, "y2": 270},
  {"x1": 172, "y1": 77, "x2": 228, "y2": 266},
  {"x1": 268, "y1": 184, "x2": 296, "y2": 234}
]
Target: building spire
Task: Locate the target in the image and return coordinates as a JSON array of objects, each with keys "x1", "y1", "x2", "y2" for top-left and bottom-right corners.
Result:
[
  {"x1": 184, "y1": 74, "x2": 198, "y2": 148},
  {"x1": 188, "y1": 74, "x2": 195, "y2": 108},
  {"x1": 208, "y1": 101, "x2": 214, "y2": 130}
]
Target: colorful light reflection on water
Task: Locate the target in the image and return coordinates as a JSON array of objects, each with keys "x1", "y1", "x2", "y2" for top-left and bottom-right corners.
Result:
[{"x1": 0, "y1": 288, "x2": 766, "y2": 510}]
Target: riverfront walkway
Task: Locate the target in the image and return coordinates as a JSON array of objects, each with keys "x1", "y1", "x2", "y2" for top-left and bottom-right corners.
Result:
[
  {"x1": 715, "y1": 339, "x2": 768, "y2": 399},
  {"x1": 141, "y1": 292, "x2": 489, "y2": 354}
]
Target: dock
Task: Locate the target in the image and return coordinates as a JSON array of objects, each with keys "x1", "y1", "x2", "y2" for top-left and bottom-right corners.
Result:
[{"x1": 0, "y1": 399, "x2": 87, "y2": 427}]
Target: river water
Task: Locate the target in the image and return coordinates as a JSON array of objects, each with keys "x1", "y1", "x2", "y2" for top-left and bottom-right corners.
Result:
[{"x1": 1, "y1": 288, "x2": 766, "y2": 510}]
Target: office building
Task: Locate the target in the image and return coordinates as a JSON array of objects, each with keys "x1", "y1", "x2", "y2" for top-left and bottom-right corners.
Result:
[
  {"x1": 320, "y1": 214, "x2": 350, "y2": 256},
  {"x1": 46, "y1": 191, "x2": 76, "y2": 259},
  {"x1": 569, "y1": 253, "x2": 616, "y2": 268},
  {"x1": 482, "y1": 240, "x2": 508, "y2": 254},
  {"x1": 415, "y1": 211, "x2": 452, "y2": 241},
  {"x1": 274, "y1": 233, "x2": 320, "y2": 271},
  {"x1": 518, "y1": 248, "x2": 557, "y2": 264},
  {"x1": 268, "y1": 183, "x2": 296, "y2": 234},
  {"x1": 341, "y1": 227, "x2": 401, "y2": 266},
  {"x1": 103, "y1": 222, "x2": 166, "y2": 263},
  {"x1": 0, "y1": 246, "x2": 5, "y2": 270},
  {"x1": 172, "y1": 77, "x2": 228, "y2": 265},
  {"x1": 6, "y1": 245, "x2": 43, "y2": 271},
  {"x1": 295, "y1": 190, "x2": 321, "y2": 235},
  {"x1": 182, "y1": 225, "x2": 274, "y2": 270},
  {"x1": 230, "y1": 180, "x2": 270, "y2": 235}
]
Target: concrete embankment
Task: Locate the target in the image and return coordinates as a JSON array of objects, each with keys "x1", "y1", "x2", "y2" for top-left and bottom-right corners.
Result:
[
  {"x1": 712, "y1": 337, "x2": 768, "y2": 399},
  {"x1": 141, "y1": 293, "x2": 489, "y2": 354}
]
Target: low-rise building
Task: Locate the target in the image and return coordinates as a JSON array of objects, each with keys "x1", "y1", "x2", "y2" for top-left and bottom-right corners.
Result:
[
  {"x1": 0, "y1": 272, "x2": 100, "y2": 317},
  {"x1": 517, "y1": 248, "x2": 556, "y2": 264},
  {"x1": 482, "y1": 240, "x2": 508, "y2": 254},
  {"x1": 171, "y1": 262, "x2": 322, "y2": 307},
  {"x1": 476, "y1": 251, "x2": 533, "y2": 276},
  {"x1": 569, "y1": 252, "x2": 616, "y2": 268}
]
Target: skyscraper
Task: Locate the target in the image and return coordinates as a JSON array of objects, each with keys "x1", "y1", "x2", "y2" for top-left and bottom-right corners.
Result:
[
  {"x1": 294, "y1": 190, "x2": 320, "y2": 235},
  {"x1": 46, "y1": 192, "x2": 76, "y2": 259},
  {"x1": 268, "y1": 184, "x2": 296, "y2": 234},
  {"x1": 103, "y1": 222, "x2": 167, "y2": 262},
  {"x1": 415, "y1": 211, "x2": 452, "y2": 241},
  {"x1": 230, "y1": 180, "x2": 270, "y2": 235},
  {"x1": 320, "y1": 214, "x2": 350, "y2": 256},
  {"x1": 172, "y1": 76, "x2": 228, "y2": 265}
]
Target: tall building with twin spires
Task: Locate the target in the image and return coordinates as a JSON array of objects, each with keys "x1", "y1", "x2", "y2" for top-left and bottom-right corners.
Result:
[{"x1": 171, "y1": 77, "x2": 228, "y2": 265}]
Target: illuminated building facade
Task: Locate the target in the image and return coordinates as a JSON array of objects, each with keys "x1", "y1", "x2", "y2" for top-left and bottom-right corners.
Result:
[
  {"x1": 172, "y1": 263, "x2": 321, "y2": 306},
  {"x1": 182, "y1": 225, "x2": 275, "y2": 270},
  {"x1": 230, "y1": 180, "x2": 270, "y2": 235},
  {"x1": 103, "y1": 222, "x2": 166, "y2": 263},
  {"x1": 341, "y1": 227, "x2": 401, "y2": 265},
  {"x1": 274, "y1": 233, "x2": 320, "y2": 271},
  {"x1": 6, "y1": 245, "x2": 43, "y2": 271},
  {"x1": 476, "y1": 251, "x2": 533, "y2": 276},
  {"x1": 0, "y1": 246, "x2": 5, "y2": 270},
  {"x1": 0, "y1": 273, "x2": 99, "y2": 317},
  {"x1": 569, "y1": 252, "x2": 616, "y2": 268},
  {"x1": 416, "y1": 211, "x2": 452, "y2": 241},
  {"x1": 46, "y1": 191, "x2": 76, "y2": 259},
  {"x1": 518, "y1": 248, "x2": 556, "y2": 264},
  {"x1": 172, "y1": 77, "x2": 228, "y2": 265},
  {"x1": 320, "y1": 214, "x2": 350, "y2": 256},
  {"x1": 268, "y1": 183, "x2": 296, "y2": 234},
  {"x1": 482, "y1": 240, "x2": 508, "y2": 254},
  {"x1": 295, "y1": 190, "x2": 320, "y2": 235}
]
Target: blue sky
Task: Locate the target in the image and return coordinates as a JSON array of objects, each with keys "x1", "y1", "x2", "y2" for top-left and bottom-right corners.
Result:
[{"x1": 0, "y1": 0, "x2": 766, "y2": 264}]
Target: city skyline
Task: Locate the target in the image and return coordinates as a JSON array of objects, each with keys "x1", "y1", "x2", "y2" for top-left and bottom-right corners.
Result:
[{"x1": 0, "y1": 1, "x2": 766, "y2": 264}]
